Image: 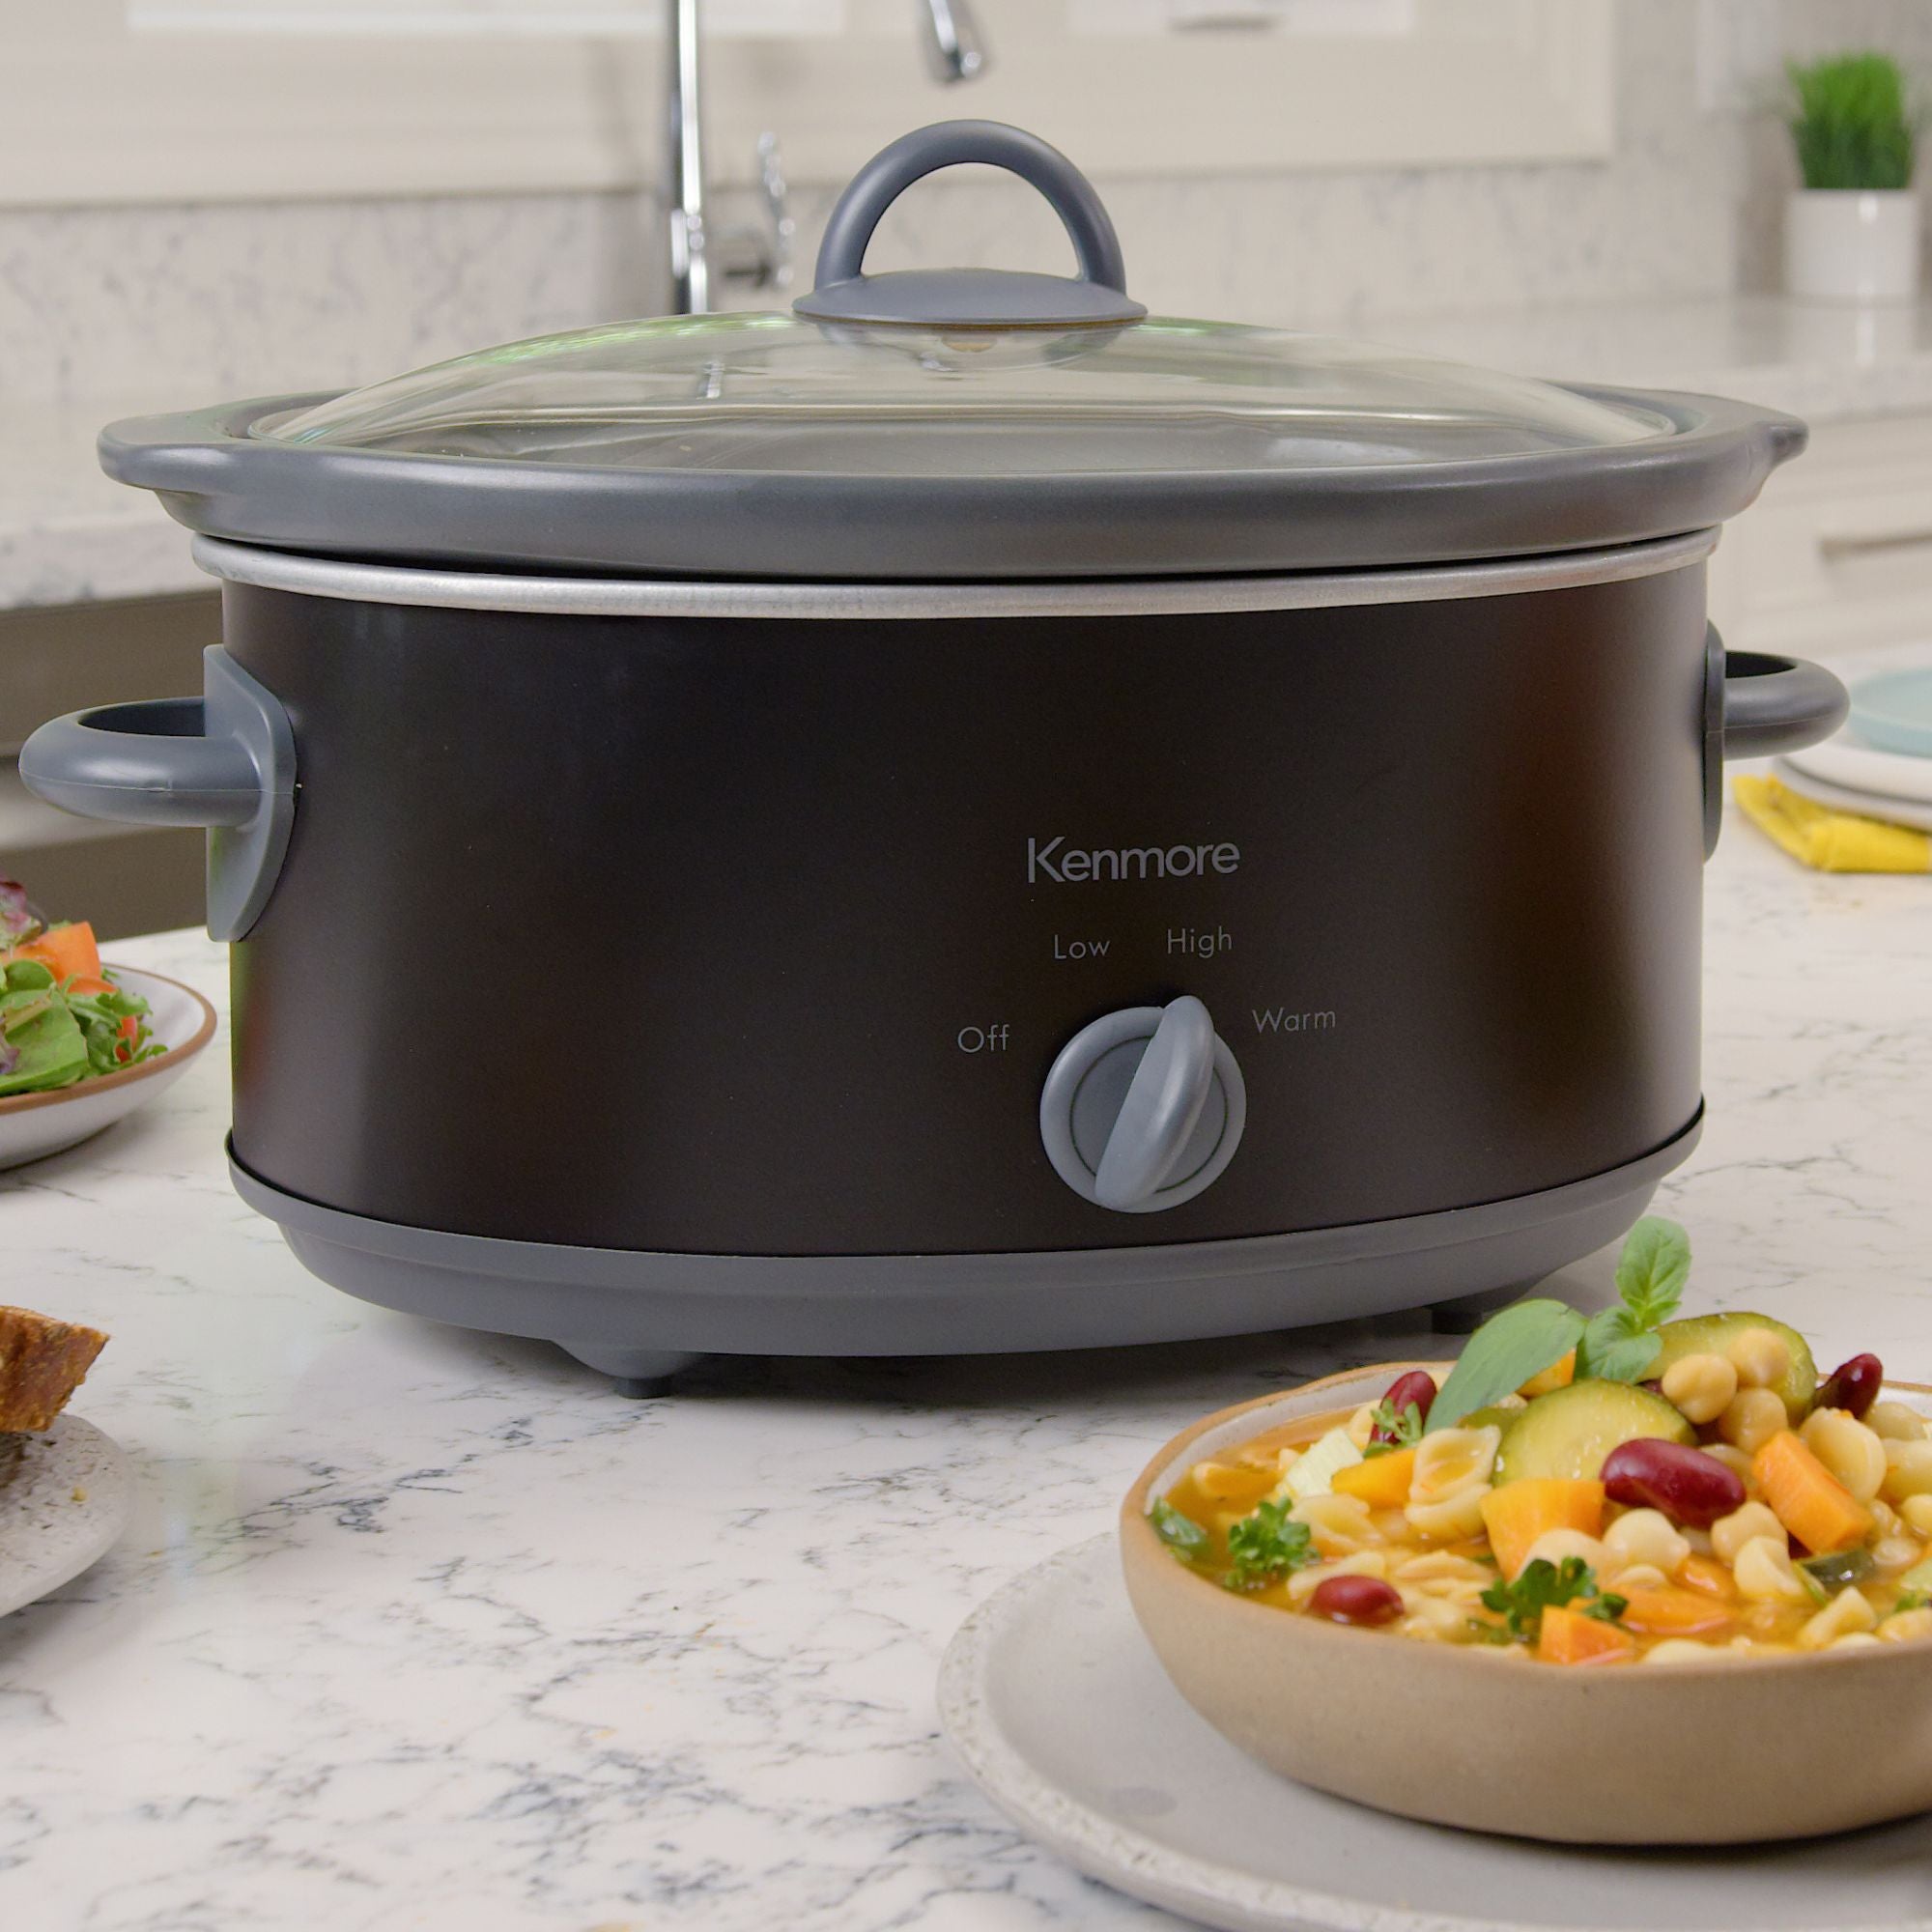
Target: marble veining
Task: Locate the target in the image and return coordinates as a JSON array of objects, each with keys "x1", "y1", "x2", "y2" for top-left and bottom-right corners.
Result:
[{"x1": 1, "y1": 796, "x2": 1929, "y2": 1928}]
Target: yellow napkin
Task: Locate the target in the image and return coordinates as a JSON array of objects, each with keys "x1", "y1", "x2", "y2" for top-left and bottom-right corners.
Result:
[{"x1": 1735, "y1": 775, "x2": 1931, "y2": 874}]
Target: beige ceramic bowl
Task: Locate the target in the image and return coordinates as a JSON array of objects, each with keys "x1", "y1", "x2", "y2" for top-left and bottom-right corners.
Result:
[{"x1": 1122, "y1": 1362, "x2": 1932, "y2": 1845}]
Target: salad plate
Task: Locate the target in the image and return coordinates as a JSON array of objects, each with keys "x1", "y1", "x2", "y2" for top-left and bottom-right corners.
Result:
[
  {"x1": 940, "y1": 1533, "x2": 1932, "y2": 1932},
  {"x1": 0, "y1": 1414, "x2": 133, "y2": 1619},
  {"x1": 1848, "y1": 668, "x2": 1932, "y2": 760},
  {"x1": 0, "y1": 964, "x2": 215, "y2": 1171}
]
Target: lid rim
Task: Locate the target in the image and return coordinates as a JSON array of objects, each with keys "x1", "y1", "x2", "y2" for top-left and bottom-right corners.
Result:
[{"x1": 99, "y1": 386, "x2": 1804, "y2": 584}]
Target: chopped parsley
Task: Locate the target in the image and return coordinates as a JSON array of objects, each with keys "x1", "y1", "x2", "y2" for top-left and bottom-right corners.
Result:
[
  {"x1": 1478, "y1": 1557, "x2": 1627, "y2": 1642},
  {"x1": 1361, "y1": 1399, "x2": 1425, "y2": 1459},
  {"x1": 1150, "y1": 1499, "x2": 1211, "y2": 1563},
  {"x1": 1225, "y1": 1499, "x2": 1318, "y2": 1591}
]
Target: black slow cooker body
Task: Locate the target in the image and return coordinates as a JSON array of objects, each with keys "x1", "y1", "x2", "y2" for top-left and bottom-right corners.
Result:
[
  {"x1": 19, "y1": 122, "x2": 1853, "y2": 1386},
  {"x1": 221, "y1": 560, "x2": 1706, "y2": 1262}
]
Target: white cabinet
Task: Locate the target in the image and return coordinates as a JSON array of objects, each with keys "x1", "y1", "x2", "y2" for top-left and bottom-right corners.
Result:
[{"x1": 1710, "y1": 412, "x2": 1932, "y2": 662}]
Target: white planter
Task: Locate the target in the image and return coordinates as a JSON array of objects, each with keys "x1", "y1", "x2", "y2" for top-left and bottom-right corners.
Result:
[{"x1": 1785, "y1": 189, "x2": 1922, "y2": 302}]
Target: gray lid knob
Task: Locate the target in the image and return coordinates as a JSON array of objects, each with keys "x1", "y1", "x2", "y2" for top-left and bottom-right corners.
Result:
[
  {"x1": 1040, "y1": 997, "x2": 1246, "y2": 1214},
  {"x1": 793, "y1": 120, "x2": 1146, "y2": 329}
]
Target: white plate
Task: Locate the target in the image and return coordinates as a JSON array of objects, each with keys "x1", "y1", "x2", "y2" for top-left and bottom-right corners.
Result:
[
  {"x1": 1786, "y1": 737, "x2": 1932, "y2": 809},
  {"x1": 1774, "y1": 761, "x2": 1932, "y2": 835},
  {"x1": 939, "y1": 1535, "x2": 1932, "y2": 1932},
  {"x1": 0, "y1": 1414, "x2": 133, "y2": 1618},
  {"x1": 0, "y1": 963, "x2": 217, "y2": 1171}
]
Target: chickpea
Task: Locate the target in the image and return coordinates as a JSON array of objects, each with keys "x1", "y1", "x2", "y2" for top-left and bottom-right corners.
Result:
[
  {"x1": 1712, "y1": 1499, "x2": 1784, "y2": 1565},
  {"x1": 1733, "y1": 1535, "x2": 1812, "y2": 1605},
  {"x1": 1661, "y1": 1351, "x2": 1738, "y2": 1426},
  {"x1": 1879, "y1": 1607, "x2": 1932, "y2": 1644},
  {"x1": 1900, "y1": 1494, "x2": 1932, "y2": 1537},
  {"x1": 1726, "y1": 1326, "x2": 1792, "y2": 1392},
  {"x1": 1719, "y1": 1387, "x2": 1789, "y2": 1455},
  {"x1": 1867, "y1": 1401, "x2": 1930, "y2": 1442},
  {"x1": 1797, "y1": 1584, "x2": 1877, "y2": 1650},
  {"x1": 1602, "y1": 1507, "x2": 1690, "y2": 1578},
  {"x1": 1872, "y1": 1535, "x2": 1924, "y2": 1574},
  {"x1": 1801, "y1": 1406, "x2": 1889, "y2": 1503},
  {"x1": 1700, "y1": 1444, "x2": 1756, "y2": 1489},
  {"x1": 1519, "y1": 1529, "x2": 1608, "y2": 1573},
  {"x1": 1881, "y1": 1438, "x2": 1932, "y2": 1505}
]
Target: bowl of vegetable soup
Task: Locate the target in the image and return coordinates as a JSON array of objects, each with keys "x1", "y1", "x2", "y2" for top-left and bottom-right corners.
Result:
[{"x1": 1121, "y1": 1219, "x2": 1932, "y2": 1843}]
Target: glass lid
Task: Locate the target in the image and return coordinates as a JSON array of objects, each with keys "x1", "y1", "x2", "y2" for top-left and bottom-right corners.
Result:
[
  {"x1": 101, "y1": 120, "x2": 1805, "y2": 583},
  {"x1": 259, "y1": 310, "x2": 1673, "y2": 480}
]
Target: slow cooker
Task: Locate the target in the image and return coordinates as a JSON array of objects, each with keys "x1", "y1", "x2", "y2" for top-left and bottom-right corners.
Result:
[{"x1": 22, "y1": 122, "x2": 1847, "y2": 1392}]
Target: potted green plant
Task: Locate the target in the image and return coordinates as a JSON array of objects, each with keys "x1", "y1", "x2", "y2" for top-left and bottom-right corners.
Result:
[{"x1": 1785, "y1": 53, "x2": 1920, "y2": 301}]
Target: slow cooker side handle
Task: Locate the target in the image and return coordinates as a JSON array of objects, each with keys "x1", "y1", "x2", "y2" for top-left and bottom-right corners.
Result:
[
  {"x1": 1702, "y1": 625, "x2": 1850, "y2": 857},
  {"x1": 17, "y1": 647, "x2": 295, "y2": 942}
]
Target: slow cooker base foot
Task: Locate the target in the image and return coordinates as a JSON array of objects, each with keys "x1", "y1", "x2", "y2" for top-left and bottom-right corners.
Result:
[
  {"x1": 1429, "y1": 1280, "x2": 1540, "y2": 1334},
  {"x1": 557, "y1": 1342, "x2": 704, "y2": 1396}
]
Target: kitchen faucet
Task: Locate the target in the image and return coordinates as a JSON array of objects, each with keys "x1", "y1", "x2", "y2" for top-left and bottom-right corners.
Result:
[{"x1": 667, "y1": 0, "x2": 988, "y2": 315}]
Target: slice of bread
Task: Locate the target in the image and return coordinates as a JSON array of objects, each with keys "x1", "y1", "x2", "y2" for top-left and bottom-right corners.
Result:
[{"x1": 0, "y1": 1306, "x2": 108, "y2": 1432}]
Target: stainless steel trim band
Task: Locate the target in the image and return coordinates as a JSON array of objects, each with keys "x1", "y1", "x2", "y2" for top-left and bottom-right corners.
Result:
[{"x1": 190, "y1": 528, "x2": 1719, "y2": 621}]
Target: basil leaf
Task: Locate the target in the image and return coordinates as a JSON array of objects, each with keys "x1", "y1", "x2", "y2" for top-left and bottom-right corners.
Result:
[
  {"x1": 1428, "y1": 1299, "x2": 1586, "y2": 1432},
  {"x1": 1614, "y1": 1217, "x2": 1691, "y2": 1330},
  {"x1": 1151, "y1": 1499, "x2": 1210, "y2": 1562},
  {"x1": 1573, "y1": 1307, "x2": 1663, "y2": 1384}
]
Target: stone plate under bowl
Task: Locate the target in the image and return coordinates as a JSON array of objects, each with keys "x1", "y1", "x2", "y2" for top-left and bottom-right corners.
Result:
[
  {"x1": 1119, "y1": 1364, "x2": 1932, "y2": 1847},
  {"x1": 939, "y1": 1532, "x2": 1932, "y2": 1932},
  {"x1": 0, "y1": 964, "x2": 216, "y2": 1171}
]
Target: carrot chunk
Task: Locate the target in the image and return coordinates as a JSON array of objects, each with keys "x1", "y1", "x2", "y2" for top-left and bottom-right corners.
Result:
[
  {"x1": 5, "y1": 921, "x2": 100, "y2": 984},
  {"x1": 1678, "y1": 1553, "x2": 1740, "y2": 1602},
  {"x1": 1753, "y1": 1429, "x2": 1875, "y2": 1554},
  {"x1": 1519, "y1": 1350, "x2": 1577, "y2": 1399},
  {"x1": 1332, "y1": 1445, "x2": 1416, "y2": 1508},
  {"x1": 1479, "y1": 1478, "x2": 1606, "y2": 1579},
  {"x1": 1616, "y1": 1587, "x2": 1736, "y2": 1638},
  {"x1": 1539, "y1": 1604, "x2": 1637, "y2": 1664}
]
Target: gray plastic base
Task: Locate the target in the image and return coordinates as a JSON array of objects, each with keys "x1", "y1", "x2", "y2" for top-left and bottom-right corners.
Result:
[{"x1": 229, "y1": 1114, "x2": 1699, "y2": 1386}]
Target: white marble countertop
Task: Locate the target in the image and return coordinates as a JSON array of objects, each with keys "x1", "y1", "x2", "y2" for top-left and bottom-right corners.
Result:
[
  {"x1": 9, "y1": 293, "x2": 1932, "y2": 614},
  {"x1": 2, "y1": 807, "x2": 1930, "y2": 1929}
]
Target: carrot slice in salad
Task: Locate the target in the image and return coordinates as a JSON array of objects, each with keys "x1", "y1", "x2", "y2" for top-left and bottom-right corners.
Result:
[{"x1": 4, "y1": 921, "x2": 100, "y2": 984}]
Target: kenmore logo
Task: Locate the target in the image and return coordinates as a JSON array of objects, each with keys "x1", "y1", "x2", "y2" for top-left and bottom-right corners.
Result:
[{"x1": 1029, "y1": 838, "x2": 1240, "y2": 884}]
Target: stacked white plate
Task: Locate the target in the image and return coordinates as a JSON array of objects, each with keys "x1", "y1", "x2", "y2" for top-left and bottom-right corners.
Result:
[{"x1": 1776, "y1": 697, "x2": 1932, "y2": 835}]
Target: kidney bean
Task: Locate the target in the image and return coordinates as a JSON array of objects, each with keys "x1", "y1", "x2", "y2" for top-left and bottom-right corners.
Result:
[
  {"x1": 1602, "y1": 1437, "x2": 1747, "y2": 1527},
  {"x1": 1371, "y1": 1369, "x2": 1436, "y2": 1446},
  {"x1": 1817, "y1": 1353, "x2": 1884, "y2": 1420},
  {"x1": 1308, "y1": 1575, "x2": 1404, "y2": 1626}
]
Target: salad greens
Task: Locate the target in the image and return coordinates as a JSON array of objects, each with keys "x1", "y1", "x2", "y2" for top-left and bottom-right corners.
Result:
[
  {"x1": 1479, "y1": 1556, "x2": 1627, "y2": 1642},
  {"x1": 0, "y1": 882, "x2": 163, "y2": 1098},
  {"x1": 1428, "y1": 1218, "x2": 1693, "y2": 1430}
]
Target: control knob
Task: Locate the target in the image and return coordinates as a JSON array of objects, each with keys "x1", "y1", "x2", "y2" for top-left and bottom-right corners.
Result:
[{"x1": 1039, "y1": 996, "x2": 1245, "y2": 1212}]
